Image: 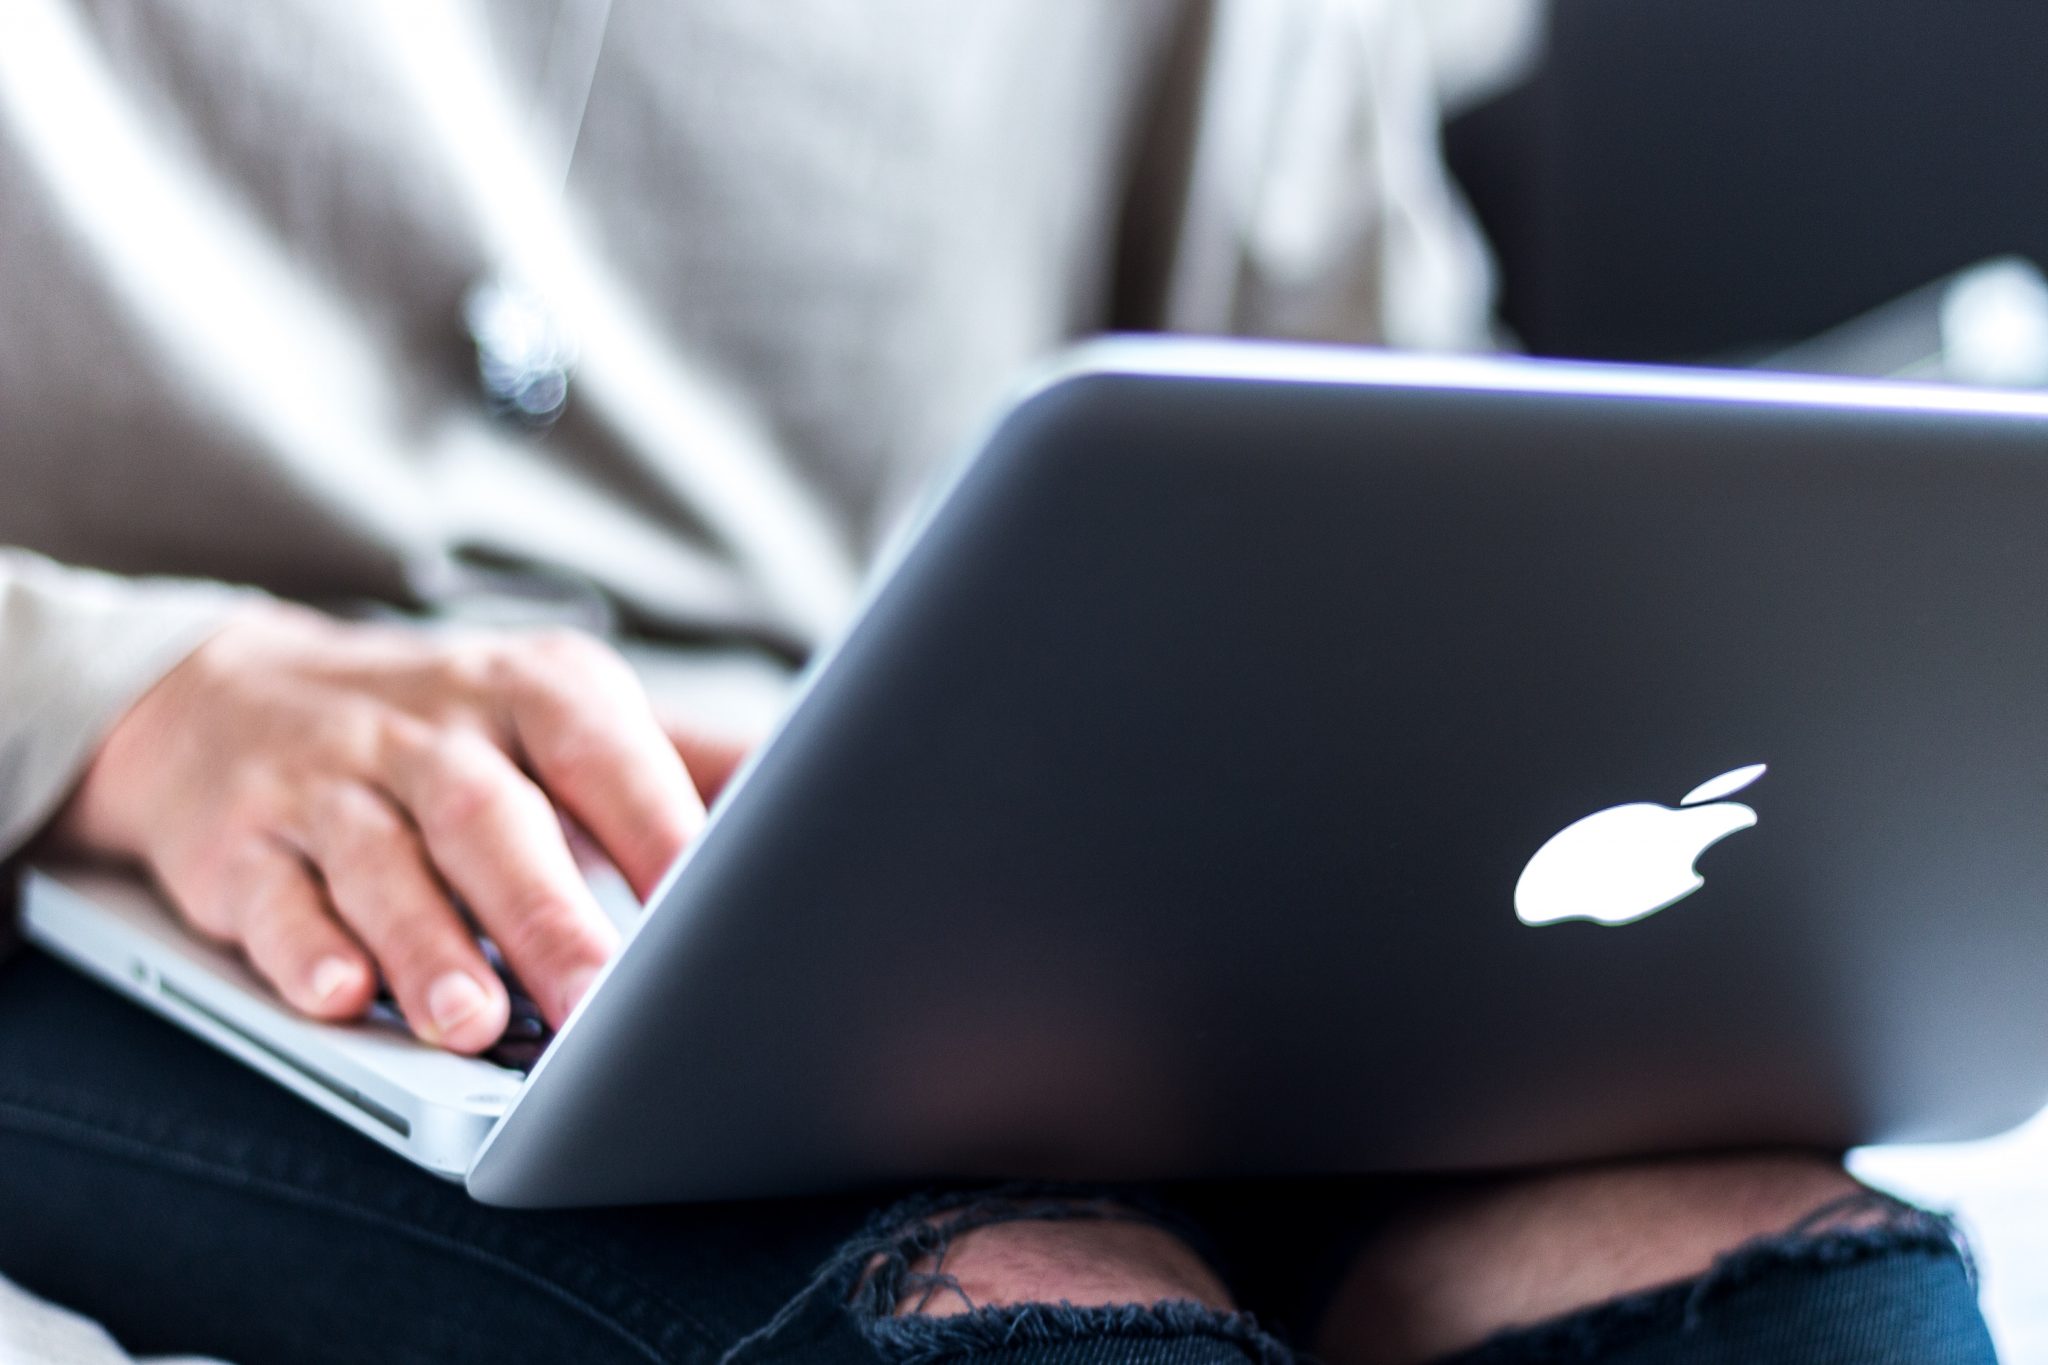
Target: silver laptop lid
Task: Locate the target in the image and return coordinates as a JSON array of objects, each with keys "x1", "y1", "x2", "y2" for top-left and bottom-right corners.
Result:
[{"x1": 470, "y1": 339, "x2": 2048, "y2": 1206}]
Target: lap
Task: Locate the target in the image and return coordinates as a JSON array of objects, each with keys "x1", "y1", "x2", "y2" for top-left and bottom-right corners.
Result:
[
  {"x1": 0, "y1": 951, "x2": 1305, "y2": 1365},
  {"x1": 0, "y1": 951, "x2": 2000, "y2": 1365},
  {"x1": 1431, "y1": 1224, "x2": 1995, "y2": 1365},
  {"x1": 0, "y1": 951, "x2": 868, "y2": 1364}
]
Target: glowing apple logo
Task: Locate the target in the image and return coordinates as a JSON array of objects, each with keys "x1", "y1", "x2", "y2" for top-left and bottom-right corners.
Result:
[{"x1": 1514, "y1": 765, "x2": 1767, "y2": 928}]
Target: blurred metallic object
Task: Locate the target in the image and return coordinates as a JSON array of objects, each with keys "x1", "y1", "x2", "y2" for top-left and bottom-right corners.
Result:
[
  {"x1": 1765, "y1": 256, "x2": 2048, "y2": 388},
  {"x1": 464, "y1": 276, "x2": 579, "y2": 427},
  {"x1": 463, "y1": 0, "x2": 613, "y2": 430}
]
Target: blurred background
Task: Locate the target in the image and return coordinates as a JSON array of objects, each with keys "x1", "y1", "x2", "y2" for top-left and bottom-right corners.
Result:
[{"x1": 1451, "y1": 0, "x2": 2048, "y2": 376}]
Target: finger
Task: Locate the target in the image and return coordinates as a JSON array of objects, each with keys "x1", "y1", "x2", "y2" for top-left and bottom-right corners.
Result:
[
  {"x1": 382, "y1": 724, "x2": 618, "y2": 1026},
  {"x1": 224, "y1": 839, "x2": 378, "y2": 1019},
  {"x1": 501, "y1": 632, "x2": 707, "y2": 898},
  {"x1": 154, "y1": 833, "x2": 377, "y2": 1020},
  {"x1": 291, "y1": 781, "x2": 509, "y2": 1053},
  {"x1": 664, "y1": 726, "x2": 756, "y2": 807}
]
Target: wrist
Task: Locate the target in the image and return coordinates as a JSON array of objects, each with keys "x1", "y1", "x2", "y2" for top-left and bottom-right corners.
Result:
[{"x1": 45, "y1": 599, "x2": 286, "y2": 861}]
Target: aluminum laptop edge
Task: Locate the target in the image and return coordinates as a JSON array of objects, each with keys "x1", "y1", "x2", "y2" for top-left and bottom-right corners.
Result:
[{"x1": 24, "y1": 336, "x2": 2048, "y2": 1207}]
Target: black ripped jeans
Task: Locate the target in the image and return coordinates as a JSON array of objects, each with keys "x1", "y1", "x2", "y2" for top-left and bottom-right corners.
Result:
[{"x1": 0, "y1": 952, "x2": 2000, "y2": 1365}]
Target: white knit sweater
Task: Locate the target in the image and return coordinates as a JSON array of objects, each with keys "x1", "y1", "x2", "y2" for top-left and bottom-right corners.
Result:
[{"x1": 0, "y1": 0, "x2": 1535, "y2": 861}]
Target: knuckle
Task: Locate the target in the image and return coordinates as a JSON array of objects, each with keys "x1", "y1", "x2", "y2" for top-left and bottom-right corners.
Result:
[
  {"x1": 522, "y1": 627, "x2": 633, "y2": 691},
  {"x1": 316, "y1": 699, "x2": 391, "y2": 767},
  {"x1": 418, "y1": 759, "x2": 506, "y2": 834},
  {"x1": 407, "y1": 730, "x2": 544, "y2": 841},
  {"x1": 370, "y1": 709, "x2": 436, "y2": 769},
  {"x1": 432, "y1": 637, "x2": 498, "y2": 700},
  {"x1": 529, "y1": 625, "x2": 605, "y2": 664},
  {"x1": 217, "y1": 768, "x2": 290, "y2": 839},
  {"x1": 322, "y1": 784, "x2": 405, "y2": 851},
  {"x1": 171, "y1": 830, "x2": 275, "y2": 939}
]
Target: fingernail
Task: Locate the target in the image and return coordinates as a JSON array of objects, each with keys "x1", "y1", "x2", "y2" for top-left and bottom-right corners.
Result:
[
  {"x1": 309, "y1": 955, "x2": 363, "y2": 1005},
  {"x1": 427, "y1": 972, "x2": 489, "y2": 1038},
  {"x1": 558, "y1": 964, "x2": 601, "y2": 1018}
]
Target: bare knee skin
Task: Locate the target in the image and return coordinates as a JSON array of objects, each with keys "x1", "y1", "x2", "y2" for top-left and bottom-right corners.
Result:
[
  {"x1": 1315, "y1": 1152, "x2": 1863, "y2": 1365},
  {"x1": 887, "y1": 1210, "x2": 1236, "y2": 1318}
]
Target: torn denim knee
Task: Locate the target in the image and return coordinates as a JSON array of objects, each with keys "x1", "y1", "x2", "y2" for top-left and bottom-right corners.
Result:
[
  {"x1": 1426, "y1": 1190, "x2": 1998, "y2": 1365},
  {"x1": 861, "y1": 1299, "x2": 1296, "y2": 1365},
  {"x1": 723, "y1": 1183, "x2": 1298, "y2": 1365}
]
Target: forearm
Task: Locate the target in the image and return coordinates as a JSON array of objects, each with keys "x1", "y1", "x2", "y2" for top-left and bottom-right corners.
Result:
[{"x1": 0, "y1": 548, "x2": 254, "y2": 859}]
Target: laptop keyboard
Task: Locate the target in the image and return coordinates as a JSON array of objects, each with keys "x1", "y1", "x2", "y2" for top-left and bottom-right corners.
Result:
[
  {"x1": 364, "y1": 937, "x2": 555, "y2": 1073},
  {"x1": 479, "y1": 937, "x2": 553, "y2": 1071},
  {"x1": 360, "y1": 833, "x2": 636, "y2": 1074}
]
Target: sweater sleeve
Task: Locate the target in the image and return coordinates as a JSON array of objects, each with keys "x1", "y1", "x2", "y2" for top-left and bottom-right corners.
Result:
[
  {"x1": 0, "y1": 1269, "x2": 233, "y2": 1365},
  {"x1": 0, "y1": 549, "x2": 255, "y2": 860},
  {"x1": 1160, "y1": 0, "x2": 1541, "y2": 353}
]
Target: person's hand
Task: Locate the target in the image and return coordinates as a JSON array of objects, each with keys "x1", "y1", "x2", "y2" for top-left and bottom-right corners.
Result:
[{"x1": 49, "y1": 602, "x2": 747, "y2": 1054}]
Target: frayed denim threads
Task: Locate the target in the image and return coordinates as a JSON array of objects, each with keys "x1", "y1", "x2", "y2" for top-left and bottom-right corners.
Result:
[{"x1": 723, "y1": 1183, "x2": 1296, "y2": 1365}]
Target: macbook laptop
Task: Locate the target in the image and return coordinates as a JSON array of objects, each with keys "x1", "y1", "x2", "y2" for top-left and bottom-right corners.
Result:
[{"x1": 24, "y1": 337, "x2": 2048, "y2": 1207}]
